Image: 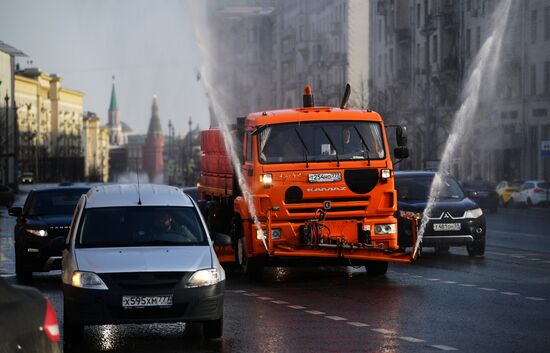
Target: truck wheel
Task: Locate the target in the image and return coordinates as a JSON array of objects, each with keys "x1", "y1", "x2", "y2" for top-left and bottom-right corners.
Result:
[
  {"x1": 364, "y1": 261, "x2": 388, "y2": 276},
  {"x1": 237, "y1": 236, "x2": 264, "y2": 281},
  {"x1": 467, "y1": 239, "x2": 485, "y2": 257},
  {"x1": 203, "y1": 316, "x2": 223, "y2": 339}
]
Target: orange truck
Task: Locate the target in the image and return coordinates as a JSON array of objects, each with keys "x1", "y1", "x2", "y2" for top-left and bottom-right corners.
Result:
[{"x1": 199, "y1": 86, "x2": 418, "y2": 280}]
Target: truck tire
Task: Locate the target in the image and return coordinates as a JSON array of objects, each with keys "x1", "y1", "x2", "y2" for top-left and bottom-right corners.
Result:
[
  {"x1": 203, "y1": 316, "x2": 223, "y2": 339},
  {"x1": 364, "y1": 261, "x2": 388, "y2": 276},
  {"x1": 467, "y1": 239, "x2": 485, "y2": 257},
  {"x1": 237, "y1": 236, "x2": 264, "y2": 281}
]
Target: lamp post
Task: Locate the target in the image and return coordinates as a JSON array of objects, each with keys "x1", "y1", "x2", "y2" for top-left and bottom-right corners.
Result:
[{"x1": 4, "y1": 93, "x2": 10, "y2": 185}]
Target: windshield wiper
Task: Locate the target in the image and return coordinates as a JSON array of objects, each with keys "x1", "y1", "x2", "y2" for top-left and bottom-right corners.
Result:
[
  {"x1": 321, "y1": 127, "x2": 340, "y2": 166},
  {"x1": 352, "y1": 125, "x2": 371, "y2": 166},
  {"x1": 294, "y1": 128, "x2": 309, "y2": 168}
]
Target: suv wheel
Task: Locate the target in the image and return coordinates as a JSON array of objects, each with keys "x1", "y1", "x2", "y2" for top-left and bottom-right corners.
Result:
[
  {"x1": 364, "y1": 261, "x2": 388, "y2": 276},
  {"x1": 203, "y1": 316, "x2": 223, "y2": 339},
  {"x1": 467, "y1": 239, "x2": 485, "y2": 257}
]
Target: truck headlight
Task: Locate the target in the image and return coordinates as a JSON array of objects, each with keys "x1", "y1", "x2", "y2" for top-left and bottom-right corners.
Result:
[
  {"x1": 71, "y1": 271, "x2": 108, "y2": 290},
  {"x1": 186, "y1": 268, "x2": 223, "y2": 288},
  {"x1": 260, "y1": 173, "x2": 272, "y2": 186},
  {"x1": 463, "y1": 208, "x2": 483, "y2": 219},
  {"x1": 380, "y1": 169, "x2": 391, "y2": 179},
  {"x1": 374, "y1": 223, "x2": 396, "y2": 235},
  {"x1": 26, "y1": 229, "x2": 48, "y2": 237}
]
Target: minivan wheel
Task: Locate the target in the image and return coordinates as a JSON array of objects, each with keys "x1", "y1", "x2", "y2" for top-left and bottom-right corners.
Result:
[
  {"x1": 467, "y1": 239, "x2": 485, "y2": 257},
  {"x1": 63, "y1": 304, "x2": 84, "y2": 344},
  {"x1": 203, "y1": 316, "x2": 223, "y2": 339},
  {"x1": 364, "y1": 261, "x2": 388, "y2": 276}
]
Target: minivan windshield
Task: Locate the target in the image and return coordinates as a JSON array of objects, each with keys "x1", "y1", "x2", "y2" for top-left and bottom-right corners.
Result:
[
  {"x1": 258, "y1": 121, "x2": 385, "y2": 164},
  {"x1": 76, "y1": 206, "x2": 208, "y2": 248},
  {"x1": 396, "y1": 175, "x2": 465, "y2": 201}
]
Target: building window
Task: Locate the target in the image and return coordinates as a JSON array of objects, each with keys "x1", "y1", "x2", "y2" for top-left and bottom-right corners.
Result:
[
  {"x1": 545, "y1": 61, "x2": 550, "y2": 94},
  {"x1": 545, "y1": 6, "x2": 550, "y2": 41},
  {"x1": 476, "y1": 26, "x2": 481, "y2": 52},
  {"x1": 378, "y1": 19, "x2": 382, "y2": 42},
  {"x1": 531, "y1": 64, "x2": 537, "y2": 96},
  {"x1": 432, "y1": 35, "x2": 438, "y2": 62},
  {"x1": 467, "y1": 0, "x2": 471, "y2": 11},
  {"x1": 416, "y1": 43, "x2": 421, "y2": 68},
  {"x1": 417, "y1": 3, "x2": 421, "y2": 28},
  {"x1": 466, "y1": 28, "x2": 471, "y2": 59},
  {"x1": 531, "y1": 10, "x2": 537, "y2": 44},
  {"x1": 390, "y1": 47, "x2": 394, "y2": 73}
]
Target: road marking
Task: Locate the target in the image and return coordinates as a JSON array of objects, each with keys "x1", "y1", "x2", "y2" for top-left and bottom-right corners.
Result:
[
  {"x1": 426, "y1": 278, "x2": 440, "y2": 281},
  {"x1": 488, "y1": 229, "x2": 546, "y2": 239},
  {"x1": 543, "y1": 261, "x2": 550, "y2": 264},
  {"x1": 325, "y1": 316, "x2": 347, "y2": 321},
  {"x1": 258, "y1": 297, "x2": 273, "y2": 300},
  {"x1": 480, "y1": 288, "x2": 498, "y2": 292},
  {"x1": 431, "y1": 344, "x2": 458, "y2": 351},
  {"x1": 271, "y1": 300, "x2": 288, "y2": 304},
  {"x1": 288, "y1": 305, "x2": 306, "y2": 309},
  {"x1": 501, "y1": 292, "x2": 520, "y2": 296},
  {"x1": 442, "y1": 281, "x2": 457, "y2": 284},
  {"x1": 244, "y1": 292, "x2": 259, "y2": 296},
  {"x1": 0, "y1": 274, "x2": 15, "y2": 278},
  {"x1": 459, "y1": 283, "x2": 477, "y2": 287},
  {"x1": 347, "y1": 322, "x2": 370, "y2": 327},
  {"x1": 527, "y1": 258, "x2": 541, "y2": 261},
  {"x1": 371, "y1": 328, "x2": 395, "y2": 335},
  {"x1": 411, "y1": 275, "x2": 424, "y2": 278},
  {"x1": 511, "y1": 255, "x2": 526, "y2": 258},
  {"x1": 226, "y1": 289, "x2": 246, "y2": 293},
  {"x1": 399, "y1": 336, "x2": 425, "y2": 343},
  {"x1": 305, "y1": 310, "x2": 326, "y2": 315},
  {"x1": 525, "y1": 297, "x2": 546, "y2": 301}
]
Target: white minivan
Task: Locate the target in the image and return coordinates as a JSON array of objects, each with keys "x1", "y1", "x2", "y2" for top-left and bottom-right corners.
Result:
[{"x1": 56, "y1": 184, "x2": 228, "y2": 342}]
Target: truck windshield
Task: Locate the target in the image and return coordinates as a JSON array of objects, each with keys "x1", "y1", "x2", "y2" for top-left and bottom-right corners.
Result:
[
  {"x1": 76, "y1": 206, "x2": 208, "y2": 248},
  {"x1": 258, "y1": 121, "x2": 385, "y2": 164}
]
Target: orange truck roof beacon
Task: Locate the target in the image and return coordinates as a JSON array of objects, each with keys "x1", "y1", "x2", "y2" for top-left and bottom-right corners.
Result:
[{"x1": 198, "y1": 84, "x2": 417, "y2": 279}]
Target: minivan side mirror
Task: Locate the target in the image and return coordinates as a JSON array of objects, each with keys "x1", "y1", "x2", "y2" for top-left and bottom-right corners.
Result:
[
  {"x1": 51, "y1": 236, "x2": 68, "y2": 251},
  {"x1": 8, "y1": 206, "x2": 22, "y2": 217},
  {"x1": 396, "y1": 126, "x2": 407, "y2": 147},
  {"x1": 394, "y1": 146, "x2": 409, "y2": 159},
  {"x1": 213, "y1": 233, "x2": 232, "y2": 246}
]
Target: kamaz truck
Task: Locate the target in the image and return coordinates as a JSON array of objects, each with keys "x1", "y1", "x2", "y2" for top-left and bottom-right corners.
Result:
[{"x1": 199, "y1": 86, "x2": 418, "y2": 280}]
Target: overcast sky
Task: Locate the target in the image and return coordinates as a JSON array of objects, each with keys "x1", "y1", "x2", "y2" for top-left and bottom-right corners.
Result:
[{"x1": 0, "y1": 0, "x2": 209, "y2": 135}]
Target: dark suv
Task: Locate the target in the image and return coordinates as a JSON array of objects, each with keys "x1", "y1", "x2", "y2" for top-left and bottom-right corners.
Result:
[
  {"x1": 395, "y1": 171, "x2": 486, "y2": 256},
  {"x1": 9, "y1": 186, "x2": 90, "y2": 280}
]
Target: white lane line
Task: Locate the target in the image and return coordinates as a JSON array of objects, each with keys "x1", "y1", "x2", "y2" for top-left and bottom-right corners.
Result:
[
  {"x1": 371, "y1": 328, "x2": 395, "y2": 335},
  {"x1": 305, "y1": 310, "x2": 326, "y2": 315},
  {"x1": 543, "y1": 261, "x2": 550, "y2": 264},
  {"x1": 244, "y1": 292, "x2": 259, "y2": 296},
  {"x1": 501, "y1": 292, "x2": 520, "y2": 296},
  {"x1": 431, "y1": 344, "x2": 458, "y2": 351},
  {"x1": 258, "y1": 297, "x2": 273, "y2": 300},
  {"x1": 347, "y1": 322, "x2": 370, "y2": 327},
  {"x1": 288, "y1": 305, "x2": 306, "y2": 309},
  {"x1": 527, "y1": 258, "x2": 541, "y2": 261},
  {"x1": 271, "y1": 300, "x2": 288, "y2": 304},
  {"x1": 229, "y1": 290, "x2": 246, "y2": 293},
  {"x1": 0, "y1": 274, "x2": 15, "y2": 278},
  {"x1": 442, "y1": 281, "x2": 457, "y2": 284},
  {"x1": 426, "y1": 278, "x2": 440, "y2": 281},
  {"x1": 399, "y1": 336, "x2": 425, "y2": 343},
  {"x1": 411, "y1": 275, "x2": 424, "y2": 278},
  {"x1": 525, "y1": 297, "x2": 547, "y2": 301},
  {"x1": 480, "y1": 288, "x2": 498, "y2": 292},
  {"x1": 325, "y1": 316, "x2": 347, "y2": 321},
  {"x1": 511, "y1": 255, "x2": 526, "y2": 258},
  {"x1": 459, "y1": 284, "x2": 477, "y2": 287}
]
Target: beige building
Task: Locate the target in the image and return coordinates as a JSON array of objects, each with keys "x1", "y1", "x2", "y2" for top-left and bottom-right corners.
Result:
[
  {"x1": 14, "y1": 68, "x2": 85, "y2": 181},
  {"x1": 83, "y1": 112, "x2": 109, "y2": 182}
]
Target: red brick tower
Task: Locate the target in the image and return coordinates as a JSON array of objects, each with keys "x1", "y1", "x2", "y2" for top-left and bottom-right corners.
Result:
[{"x1": 142, "y1": 96, "x2": 165, "y2": 183}]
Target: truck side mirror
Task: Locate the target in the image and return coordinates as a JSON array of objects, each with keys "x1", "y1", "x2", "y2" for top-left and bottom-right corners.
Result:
[
  {"x1": 394, "y1": 147, "x2": 409, "y2": 159},
  {"x1": 396, "y1": 126, "x2": 407, "y2": 146}
]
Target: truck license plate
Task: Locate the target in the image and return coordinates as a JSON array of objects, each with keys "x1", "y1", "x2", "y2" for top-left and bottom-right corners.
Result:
[
  {"x1": 122, "y1": 295, "x2": 173, "y2": 309},
  {"x1": 433, "y1": 223, "x2": 461, "y2": 231}
]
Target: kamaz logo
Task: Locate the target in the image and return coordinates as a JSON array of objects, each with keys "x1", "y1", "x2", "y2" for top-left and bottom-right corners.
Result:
[{"x1": 306, "y1": 187, "x2": 347, "y2": 192}]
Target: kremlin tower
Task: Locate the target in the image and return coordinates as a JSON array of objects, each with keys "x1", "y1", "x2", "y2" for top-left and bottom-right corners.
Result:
[
  {"x1": 107, "y1": 76, "x2": 126, "y2": 145},
  {"x1": 142, "y1": 96, "x2": 165, "y2": 182}
]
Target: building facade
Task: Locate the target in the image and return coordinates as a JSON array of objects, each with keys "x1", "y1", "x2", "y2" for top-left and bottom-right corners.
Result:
[{"x1": 83, "y1": 112, "x2": 109, "y2": 182}]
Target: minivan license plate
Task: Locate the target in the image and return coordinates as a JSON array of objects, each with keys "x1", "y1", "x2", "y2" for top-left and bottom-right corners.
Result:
[
  {"x1": 122, "y1": 295, "x2": 173, "y2": 309},
  {"x1": 433, "y1": 223, "x2": 461, "y2": 231}
]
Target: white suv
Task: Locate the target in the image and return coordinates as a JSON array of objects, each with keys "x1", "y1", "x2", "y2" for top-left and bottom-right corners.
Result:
[{"x1": 56, "y1": 184, "x2": 228, "y2": 343}]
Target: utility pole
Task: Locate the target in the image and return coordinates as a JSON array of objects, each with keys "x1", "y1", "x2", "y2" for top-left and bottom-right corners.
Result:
[{"x1": 187, "y1": 115, "x2": 192, "y2": 186}]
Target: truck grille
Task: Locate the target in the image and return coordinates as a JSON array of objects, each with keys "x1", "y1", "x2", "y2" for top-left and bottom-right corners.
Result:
[{"x1": 285, "y1": 198, "x2": 369, "y2": 215}]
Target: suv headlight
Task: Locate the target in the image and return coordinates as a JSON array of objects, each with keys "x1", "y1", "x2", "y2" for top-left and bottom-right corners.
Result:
[
  {"x1": 71, "y1": 271, "x2": 108, "y2": 290},
  {"x1": 186, "y1": 268, "x2": 223, "y2": 288},
  {"x1": 463, "y1": 208, "x2": 483, "y2": 219},
  {"x1": 374, "y1": 224, "x2": 396, "y2": 235},
  {"x1": 26, "y1": 228, "x2": 48, "y2": 237}
]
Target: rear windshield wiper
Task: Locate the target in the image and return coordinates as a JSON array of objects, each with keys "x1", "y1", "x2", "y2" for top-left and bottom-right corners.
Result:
[{"x1": 321, "y1": 127, "x2": 340, "y2": 166}]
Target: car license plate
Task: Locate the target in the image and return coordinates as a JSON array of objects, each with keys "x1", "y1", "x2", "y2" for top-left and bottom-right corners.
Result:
[
  {"x1": 433, "y1": 223, "x2": 461, "y2": 231},
  {"x1": 122, "y1": 295, "x2": 173, "y2": 309}
]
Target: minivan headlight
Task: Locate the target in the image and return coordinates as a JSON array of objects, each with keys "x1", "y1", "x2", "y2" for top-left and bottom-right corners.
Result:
[
  {"x1": 463, "y1": 208, "x2": 483, "y2": 219},
  {"x1": 186, "y1": 269, "x2": 223, "y2": 288},
  {"x1": 71, "y1": 271, "x2": 108, "y2": 290}
]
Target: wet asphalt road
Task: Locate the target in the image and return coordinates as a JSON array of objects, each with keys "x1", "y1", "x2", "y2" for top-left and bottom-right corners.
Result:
[{"x1": 1, "y1": 188, "x2": 549, "y2": 353}]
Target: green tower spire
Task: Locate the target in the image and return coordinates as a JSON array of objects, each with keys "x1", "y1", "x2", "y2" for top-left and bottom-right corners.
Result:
[{"x1": 109, "y1": 75, "x2": 118, "y2": 111}]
